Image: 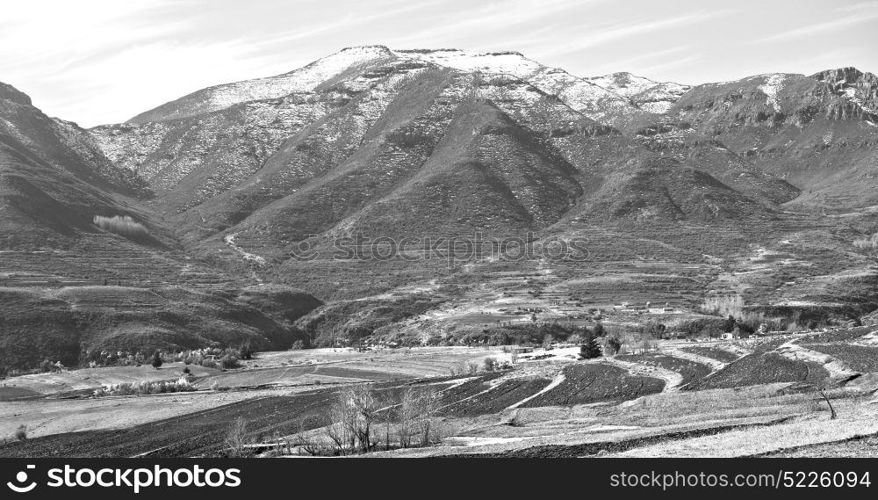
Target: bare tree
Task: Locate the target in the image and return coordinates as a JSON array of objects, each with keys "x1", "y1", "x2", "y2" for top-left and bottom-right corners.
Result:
[
  {"x1": 396, "y1": 386, "x2": 442, "y2": 448},
  {"x1": 326, "y1": 385, "x2": 382, "y2": 454},
  {"x1": 224, "y1": 417, "x2": 250, "y2": 457},
  {"x1": 819, "y1": 389, "x2": 837, "y2": 419}
]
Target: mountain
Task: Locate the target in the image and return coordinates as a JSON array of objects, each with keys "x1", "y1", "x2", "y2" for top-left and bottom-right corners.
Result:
[
  {"x1": 5, "y1": 46, "x2": 878, "y2": 362},
  {"x1": 0, "y1": 83, "x2": 322, "y2": 372},
  {"x1": 0, "y1": 82, "x2": 152, "y2": 249},
  {"x1": 91, "y1": 47, "x2": 805, "y2": 258},
  {"x1": 586, "y1": 72, "x2": 691, "y2": 114},
  {"x1": 664, "y1": 68, "x2": 878, "y2": 208}
]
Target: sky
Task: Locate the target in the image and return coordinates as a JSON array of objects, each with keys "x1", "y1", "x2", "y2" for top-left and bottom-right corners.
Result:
[{"x1": 1, "y1": 0, "x2": 876, "y2": 127}]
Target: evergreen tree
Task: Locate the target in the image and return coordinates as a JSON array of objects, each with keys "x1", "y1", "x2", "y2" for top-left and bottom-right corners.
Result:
[
  {"x1": 580, "y1": 331, "x2": 602, "y2": 359},
  {"x1": 151, "y1": 351, "x2": 163, "y2": 369}
]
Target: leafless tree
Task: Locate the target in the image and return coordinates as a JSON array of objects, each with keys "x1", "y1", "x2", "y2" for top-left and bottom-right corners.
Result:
[
  {"x1": 224, "y1": 417, "x2": 250, "y2": 457},
  {"x1": 325, "y1": 385, "x2": 382, "y2": 454},
  {"x1": 396, "y1": 386, "x2": 442, "y2": 448}
]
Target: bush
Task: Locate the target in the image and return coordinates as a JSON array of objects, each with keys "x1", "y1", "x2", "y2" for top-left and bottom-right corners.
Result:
[
  {"x1": 604, "y1": 335, "x2": 623, "y2": 355},
  {"x1": 93, "y1": 215, "x2": 149, "y2": 239},
  {"x1": 220, "y1": 354, "x2": 241, "y2": 369},
  {"x1": 674, "y1": 318, "x2": 727, "y2": 338},
  {"x1": 14, "y1": 425, "x2": 27, "y2": 441},
  {"x1": 238, "y1": 341, "x2": 253, "y2": 360},
  {"x1": 641, "y1": 321, "x2": 667, "y2": 339},
  {"x1": 151, "y1": 351, "x2": 163, "y2": 370},
  {"x1": 291, "y1": 340, "x2": 306, "y2": 350},
  {"x1": 482, "y1": 357, "x2": 499, "y2": 372},
  {"x1": 92, "y1": 377, "x2": 196, "y2": 397}
]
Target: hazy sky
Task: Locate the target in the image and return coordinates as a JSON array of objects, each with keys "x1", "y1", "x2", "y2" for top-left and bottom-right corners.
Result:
[{"x1": 1, "y1": 0, "x2": 876, "y2": 126}]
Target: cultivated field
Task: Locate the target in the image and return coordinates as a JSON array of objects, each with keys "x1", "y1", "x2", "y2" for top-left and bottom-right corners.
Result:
[{"x1": 3, "y1": 326, "x2": 878, "y2": 458}]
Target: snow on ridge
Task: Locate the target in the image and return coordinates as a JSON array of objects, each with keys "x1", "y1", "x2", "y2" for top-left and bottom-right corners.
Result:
[
  {"x1": 587, "y1": 72, "x2": 658, "y2": 98},
  {"x1": 758, "y1": 74, "x2": 786, "y2": 113},
  {"x1": 207, "y1": 46, "x2": 394, "y2": 105},
  {"x1": 393, "y1": 48, "x2": 544, "y2": 79},
  {"x1": 585, "y1": 72, "x2": 690, "y2": 114},
  {"x1": 393, "y1": 48, "x2": 637, "y2": 120},
  {"x1": 136, "y1": 46, "x2": 395, "y2": 121}
]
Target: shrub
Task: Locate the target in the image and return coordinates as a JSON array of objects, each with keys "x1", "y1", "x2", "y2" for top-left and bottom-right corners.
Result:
[
  {"x1": 238, "y1": 341, "x2": 253, "y2": 360},
  {"x1": 93, "y1": 215, "x2": 149, "y2": 239},
  {"x1": 674, "y1": 318, "x2": 727, "y2": 338},
  {"x1": 291, "y1": 340, "x2": 306, "y2": 350},
  {"x1": 220, "y1": 354, "x2": 241, "y2": 369},
  {"x1": 604, "y1": 335, "x2": 623, "y2": 355},
  {"x1": 641, "y1": 321, "x2": 667, "y2": 339},
  {"x1": 591, "y1": 322, "x2": 605, "y2": 338},
  {"x1": 151, "y1": 351, "x2": 163, "y2": 370},
  {"x1": 482, "y1": 357, "x2": 499, "y2": 372},
  {"x1": 14, "y1": 425, "x2": 27, "y2": 442},
  {"x1": 92, "y1": 377, "x2": 196, "y2": 397}
]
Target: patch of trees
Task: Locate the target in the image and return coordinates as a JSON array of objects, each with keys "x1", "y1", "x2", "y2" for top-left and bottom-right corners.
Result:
[
  {"x1": 284, "y1": 385, "x2": 445, "y2": 456},
  {"x1": 445, "y1": 321, "x2": 603, "y2": 347}
]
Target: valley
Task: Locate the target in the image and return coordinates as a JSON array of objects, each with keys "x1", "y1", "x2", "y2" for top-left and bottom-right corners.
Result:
[{"x1": 2, "y1": 45, "x2": 878, "y2": 458}]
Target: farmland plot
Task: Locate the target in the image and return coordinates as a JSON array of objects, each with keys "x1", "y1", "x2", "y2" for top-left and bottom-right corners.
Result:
[
  {"x1": 687, "y1": 353, "x2": 829, "y2": 391},
  {"x1": 520, "y1": 364, "x2": 665, "y2": 407}
]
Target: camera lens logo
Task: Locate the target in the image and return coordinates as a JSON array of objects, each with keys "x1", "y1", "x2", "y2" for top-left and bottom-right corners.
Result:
[{"x1": 7, "y1": 465, "x2": 37, "y2": 493}]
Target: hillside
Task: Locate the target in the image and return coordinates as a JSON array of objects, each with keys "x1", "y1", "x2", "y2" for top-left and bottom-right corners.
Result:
[
  {"x1": 665, "y1": 68, "x2": 878, "y2": 208},
  {"x1": 4, "y1": 47, "x2": 878, "y2": 364},
  {"x1": 0, "y1": 83, "x2": 323, "y2": 372}
]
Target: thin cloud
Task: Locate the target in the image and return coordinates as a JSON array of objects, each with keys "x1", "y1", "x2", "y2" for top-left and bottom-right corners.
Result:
[
  {"x1": 835, "y1": 1, "x2": 878, "y2": 13},
  {"x1": 538, "y1": 11, "x2": 733, "y2": 57},
  {"x1": 583, "y1": 46, "x2": 694, "y2": 77},
  {"x1": 756, "y1": 12, "x2": 878, "y2": 42}
]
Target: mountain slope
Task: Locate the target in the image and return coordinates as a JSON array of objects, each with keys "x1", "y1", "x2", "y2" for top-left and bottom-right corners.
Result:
[
  {"x1": 586, "y1": 72, "x2": 690, "y2": 113},
  {"x1": 665, "y1": 68, "x2": 878, "y2": 208},
  {"x1": 128, "y1": 46, "x2": 397, "y2": 124},
  {"x1": 0, "y1": 83, "x2": 323, "y2": 372}
]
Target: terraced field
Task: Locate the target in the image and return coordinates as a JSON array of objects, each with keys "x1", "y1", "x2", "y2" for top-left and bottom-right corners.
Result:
[
  {"x1": 801, "y1": 344, "x2": 878, "y2": 373},
  {"x1": 0, "y1": 391, "x2": 342, "y2": 457},
  {"x1": 679, "y1": 346, "x2": 740, "y2": 364},
  {"x1": 615, "y1": 353, "x2": 711, "y2": 387},
  {"x1": 520, "y1": 364, "x2": 665, "y2": 407},
  {"x1": 686, "y1": 352, "x2": 830, "y2": 391},
  {"x1": 3, "y1": 331, "x2": 877, "y2": 459}
]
